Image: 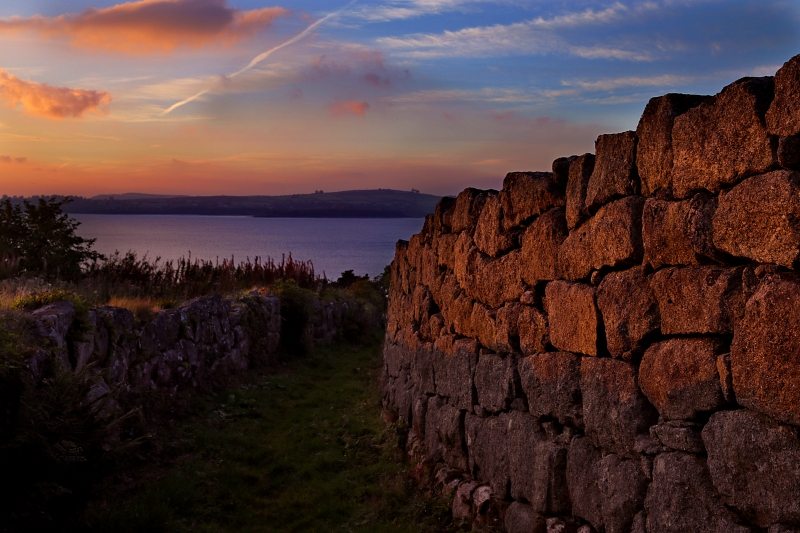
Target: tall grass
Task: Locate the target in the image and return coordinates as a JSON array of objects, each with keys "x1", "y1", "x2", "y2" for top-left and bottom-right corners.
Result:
[{"x1": 81, "y1": 251, "x2": 320, "y2": 303}]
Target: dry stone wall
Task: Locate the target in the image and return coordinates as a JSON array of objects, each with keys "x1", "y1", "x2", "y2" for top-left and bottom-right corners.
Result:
[
  {"x1": 26, "y1": 292, "x2": 358, "y2": 428},
  {"x1": 381, "y1": 54, "x2": 800, "y2": 532}
]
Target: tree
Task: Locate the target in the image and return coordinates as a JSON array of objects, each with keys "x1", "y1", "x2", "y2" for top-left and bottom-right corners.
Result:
[{"x1": 0, "y1": 198, "x2": 102, "y2": 279}]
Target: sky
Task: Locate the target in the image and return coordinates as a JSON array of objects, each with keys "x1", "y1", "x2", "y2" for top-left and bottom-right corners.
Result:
[{"x1": 0, "y1": 0, "x2": 798, "y2": 197}]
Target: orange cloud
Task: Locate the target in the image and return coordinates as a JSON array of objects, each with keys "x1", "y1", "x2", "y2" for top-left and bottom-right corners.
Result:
[
  {"x1": 329, "y1": 100, "x2": 370, "y2": 117},
  {"x1": 0, "y1": 70, "x2": 111, "y2": 119},
  {"x1": 0, "y1": 0, "x2": 289, "y2": 54},
  {"x1": 0, "y1": 155, "x2": 27, "y2": 164}
]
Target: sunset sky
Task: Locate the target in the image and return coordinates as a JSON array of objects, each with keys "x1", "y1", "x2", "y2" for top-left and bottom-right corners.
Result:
[{"x1": 0, "y1": 0, "x2": 798, "y2": 197}]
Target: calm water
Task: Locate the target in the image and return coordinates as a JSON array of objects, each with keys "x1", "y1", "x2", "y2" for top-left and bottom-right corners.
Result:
[{"x1": 74, "y1": 215, "x2": 424, "y2": 279}]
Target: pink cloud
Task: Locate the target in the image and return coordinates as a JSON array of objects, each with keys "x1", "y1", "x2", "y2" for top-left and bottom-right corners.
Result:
[
  {"x1": 329, "y1": 100, "x2": 370, "y2": 117},
  {"x1": 0, "y1": 69, "x2": 110, "y2": 119},
  {"x1": 0, "y1": 0, "x2": 289, "y2": 54}
]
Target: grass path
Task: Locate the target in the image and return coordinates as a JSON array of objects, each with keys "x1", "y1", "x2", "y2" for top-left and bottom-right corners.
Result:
[{"x1": 83, "y1": 339, "x2": 454, "y2": 532}]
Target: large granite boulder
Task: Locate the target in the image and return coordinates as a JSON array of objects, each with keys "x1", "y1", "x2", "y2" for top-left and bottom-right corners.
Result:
[
  {"x1": 475, "y1": 194, "x2": 515, "y2": 257},
  {"x1": 671, "y1": 77, "x2": 775, "y2": 198},
  {"x1": 636, "y1": 93, "x2": 711, "y2": 195},
  {"x1": 545, "y1": 281, "x2": 598, "y2": 356},
  {"x1": 581, "y1": 358, "x2": 657, "y2": 455},
  {"x1": 566, "y1": 154, "x2": 595, "y2": 229},
  {"x1": 596, "y1": 267, "x2": 660, "y2": 359},
  {"x1": 518, "y1": 352, "x2": 582, "y2": 427},
  {"x1": 585, "y1": 131, "x2": 639, "y2": 212},
  {"x1": 500, "y1": 172, "x2": 564, "y2": 231},
  {"x1": 649, "y1": 266, "x2": 743, "y2": 335},
  {"x1": 712, "y1": 170, "x2": 800, "y2": 267},
  {"x1": 767, "y1": 54, "x2": 800, "y2": 136},
  {"x1": 520, "y1": 207, "x2": 568, "y2": 284},
  {"x1": 639, "y1": 338, "x2": 725, "y2": 420},
  {"x1": 646, "y1": 452, "x2": 750, "y2": 532},
  {"x1": 731, "y1": 278, "x2": 800, "y2": 425},
  {"x1": 642, "y1": 194, "x2": 717, "y2": 267},
  {"x1": 557, "y1": 197, "x2": 644, "y2": 281},
  {"x1": 703, "y1": 410, "x2": 800, "y2": 527}
]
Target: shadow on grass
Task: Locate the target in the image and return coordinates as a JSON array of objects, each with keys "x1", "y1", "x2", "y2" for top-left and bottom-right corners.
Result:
[{"x1": 81, "y1": 338, "x2": 457, "y2": 533}]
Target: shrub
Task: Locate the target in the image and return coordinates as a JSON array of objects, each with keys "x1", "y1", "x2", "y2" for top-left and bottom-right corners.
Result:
[{"x1": 0, "y1": 198, "x2": 101, "y2": 280}]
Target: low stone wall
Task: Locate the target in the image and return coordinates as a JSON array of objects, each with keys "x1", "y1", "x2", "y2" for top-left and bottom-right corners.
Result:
[
  {"x1": 25, "y1": 291, "x2": 358, "y2": 426},
  {"x1": 382, "y1": 55, "x2": 800, "y2": 531}
]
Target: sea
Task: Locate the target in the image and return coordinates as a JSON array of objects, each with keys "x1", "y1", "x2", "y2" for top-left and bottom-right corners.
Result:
[{"x1": 74, "y1": 215, "x2": 425, "y2": 279}]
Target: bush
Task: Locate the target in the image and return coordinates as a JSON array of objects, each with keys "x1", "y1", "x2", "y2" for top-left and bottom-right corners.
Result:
[{"x1": 0, "y1": 198, "x2": 101, "y2": 280}]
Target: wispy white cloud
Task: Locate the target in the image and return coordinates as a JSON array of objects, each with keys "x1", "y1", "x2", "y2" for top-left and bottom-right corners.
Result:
[
  {"x1": 352, "y1": 0, "x2": 490, "y2": 22},
  {"x1": 384, "y1": 87, "x2": 536, "y2": 104},
  {"x1": 562, "y1": 73, "x2": 694, "y2": 91},
  {"x1": 374, "y1": 2, "x2": 675, "y2": 60}
]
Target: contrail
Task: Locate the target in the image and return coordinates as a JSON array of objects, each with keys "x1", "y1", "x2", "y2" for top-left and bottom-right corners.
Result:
[{"x1": 162, "y1": 1, "x2": 356, "y2": 116}]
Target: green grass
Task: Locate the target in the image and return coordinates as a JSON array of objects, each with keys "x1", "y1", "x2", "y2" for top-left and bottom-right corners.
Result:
[{"x1": 82, "y1": 339, "x2": 456, "y2": 533}]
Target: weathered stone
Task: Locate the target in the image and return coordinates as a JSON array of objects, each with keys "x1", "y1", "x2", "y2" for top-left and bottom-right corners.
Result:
[
  {"x1": 643, "y1": 194, "x2": 717, "y2": 268},
  {"x1": 465, "y1": 414, "x2": 509, "y2": 497},
  {"x1": 432, "y1": 196, "x2": 456, "y2": 234},
  {"x1": 475, "y1": 194, "x2": 515, "y2": 257},
  {"x1": 553, "y1": 156, "x2": 577, "y2": 189},
  {"x1": 672, "y1": 77, "x2": 776, "y2": 197},
  {"x1": 558, "y1": 197, "x2": 644, "y2": 281},
  {"x1": 467, "y1": 302, "x2": 522, "y2": 354},
  {"x1": 779, "y1": 135, "x2": 800, "y2": 171},
  {"x1": 518, "y1": 352, "x2": 582, "y2": 427},
  {"x1": 452, "y1": 481, "x2": 478, "y2": 521},
  {"x1": 472, "y1": 484, "x2": 493, "y2": 515},
  {"x1": 646, "y1": 452, "x2": 749, "y2": 533},
  {"x1": 505, "y1": 502, "x2": 546, "y2": 533},
  {"x1": 767, "y1": 54, "x2": 800, "y2": 136},
  {"x1": 433, "y1": 339, "x2": 478, "y2": 411},
  {"x1": 425, "y1": 396, "x2": 468, "y2": 470},
  {"x1": 650, "y1": 266, "x2": 743, "y2": 335},
  {"x1": 712, "y1": 171, "x2": 800, "y2": 267},
  {"x1": 581, "y1": 358, "x2": 657, "y2": 455},
  {"x1": 731, "y1": 278, "x2": 800, "y2": 426},
  {"x1": 31, "y1": 301, "x2": 76, "y2": 351},
  {"x1": 520, "y1": 208, "x2": 568, "y2": 284},
  {"x1": 467, "y1": 250, "x2": 525, "y2": 309},
  {"x1": 494, "y1": 303, "x2": 522, "y2": 353},
  {"x1": 507, "y1": 412, "x2": 569, "y2": 514},
  {"x1": 501, "y1": 172, "x2": 564, "y2": 231},
  {"x1": 567, "y1": 437, "x2": 604, "y2": 530},
  {"x1": 596, "y1": 267, "x2": 659, "y2": 359},
  {"x1": 452, "y1": 188, "x2": 488, "y2": 233},
  {"x1": 651, "y1": 421, "x2": 705, "y2": 453},
  {"x1": 409, "y1": 343, "x2": 436, "y2": 394},
  {"x1": 475, "y1": 352, "x2": 515, "y2": 412},
  {"x1": 640, "y1": 337, "x2": 725, "y2": 420},
  {"x1": 545, "y1": 281, "x2": 598, "y2": 356},
  {"x1": 518, "y1": 306, "x2": 548, "y2": 356},
  {"x1": 599, "y1": 453, "x2": 648, "y2": 533},
  {"x1": 636, "y1": 93, "x2": 711, "y2": 195},
  {"x1": 585, "y1": 131, "x2": 639, "y2": 212},
  {"x1": 533, "y1": 440, "x2": 570, "y2": 515},
  {"x1": 704, "y1": 410, "x2": 800, "y2": 527},
  {"x1": 435, "y1": 233, "x2": 458, "y2": 271},
  {"x1": 566, "y1": 154, "x2": 595, "y2": 229}
]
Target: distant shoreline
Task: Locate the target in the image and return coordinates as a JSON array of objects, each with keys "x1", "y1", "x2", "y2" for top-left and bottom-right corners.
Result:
[{"x1": 57, "y1": 188, "x2": 443, "y2": 219}]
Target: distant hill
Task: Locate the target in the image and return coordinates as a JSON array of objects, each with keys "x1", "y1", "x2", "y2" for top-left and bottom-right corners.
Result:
[
  {"x1": 90, "y1": 193, "x2": 186, "y2": 200},
  {"x1": 64, "y1": 189, "x2": 442, "y2": 218}
]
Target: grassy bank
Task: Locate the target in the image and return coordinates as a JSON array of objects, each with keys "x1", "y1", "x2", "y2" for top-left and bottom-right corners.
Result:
[{"x1": 81, "y1": 338, "x2": 455, "y2": 533}]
